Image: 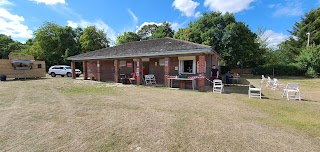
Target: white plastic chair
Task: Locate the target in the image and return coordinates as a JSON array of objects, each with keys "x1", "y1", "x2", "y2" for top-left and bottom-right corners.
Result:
[
  {"x1": 261, "y1": 75, "x2": 267, "y2": 84},
  {"x1": 271, "y1": 78, "x2": 284, "y2": 90},
  {"x1": 266, "y1": 76, "x2": 274, "y2": 87},
  {"x1": 213, "y1": 79, "x2": 224, "y2": 93},
  {"x1": 282, "y1": 83, "x2": 301, "y2": 101},
  {"x1": 248, "y1": 82, "x2": 262, "y2": 99},
  {"x1": 144, "y1": 74, "x2": 156, "y2": 85}
]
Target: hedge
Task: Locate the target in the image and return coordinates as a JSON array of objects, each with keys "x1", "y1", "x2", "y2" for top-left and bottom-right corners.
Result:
[{"x1": 252, "y1": 64, "x2": 306, "y2": 76}]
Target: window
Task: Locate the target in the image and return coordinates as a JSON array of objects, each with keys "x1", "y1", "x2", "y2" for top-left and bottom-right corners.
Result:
[
  {"x1": 120, "y1": 61, "x2": 126, "y2": 67},
  {"x1": 37, "y1": 64, "x2": 42, "y2": 68},
  {"x1": 178, "y1": 56, "x2": 196, "y2": 74},
  {"x1": 12, "y1": 62, "x2": 33, "y2": 70},
  {"x1": 159, "y1": 59, "x2": 165, "y2": 66}
]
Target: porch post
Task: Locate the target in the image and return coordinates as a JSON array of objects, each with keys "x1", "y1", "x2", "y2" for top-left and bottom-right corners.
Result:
[
  {"x1": 164, "y1": 57, "x2": 170, "y2": 87},
  {"x1": 198, "y1": 55, "x2": 206, "y2": 91},
  {"x1": 97, "y1": 60, "x2": 101, "y2": 81},
  {"x1": 135, "y1": 58, "x2": 142, "y2": 85},
  {"x1": 83, "y1": 61, "x2": 88, "y2": 80},
  {"x1": 71, "y1": 61, "x2": 76, "y2": 79},
  {"x1": 114, "y1": 60, "x2": 120, "y2": 82}
]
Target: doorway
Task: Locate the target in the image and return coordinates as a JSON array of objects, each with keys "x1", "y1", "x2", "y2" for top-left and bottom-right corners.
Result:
[{"x1": 142, "y1": 62, "x2": 149, "y2": 75}]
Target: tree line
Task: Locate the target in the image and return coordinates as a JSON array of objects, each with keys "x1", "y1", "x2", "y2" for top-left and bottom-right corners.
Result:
[{"x1": 1, "y1": 9, "x2": 319, "y2": 77}]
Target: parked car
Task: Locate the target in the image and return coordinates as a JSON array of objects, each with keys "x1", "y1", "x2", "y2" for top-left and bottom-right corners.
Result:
[{"x1": 48, "y1": 65, "x2": 81, "y2": 77}]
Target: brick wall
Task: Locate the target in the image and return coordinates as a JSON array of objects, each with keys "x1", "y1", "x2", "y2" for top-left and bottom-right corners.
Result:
[
  {"x1": 100, "y1": 60, "x2": 114, "y2": 81},
  {"x1": 87, "y1": 61, "x2": 98, "y2": 80},
  {"x1": 119, "y1": 59, "x2": 134, "y2": 75},
  {"x1": 149, "y1": 58, "x2": 165, "y2": 84},
  {"x1": 85, "y1": 54, "x2": 217, "y2": 88}
]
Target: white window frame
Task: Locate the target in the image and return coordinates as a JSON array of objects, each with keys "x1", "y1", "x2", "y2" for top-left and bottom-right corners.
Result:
[{"x1": 178, "y1": 56, "x2": 196, "y2": 74}]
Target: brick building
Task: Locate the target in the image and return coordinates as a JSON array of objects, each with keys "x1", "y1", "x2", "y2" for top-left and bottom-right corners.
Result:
[{"x1": 67, "y1": 37, "x2": 220, "y2": 91}]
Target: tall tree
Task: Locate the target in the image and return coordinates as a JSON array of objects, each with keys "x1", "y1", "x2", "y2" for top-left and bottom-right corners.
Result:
[
  {"x1": 278, "y1": 7, "x2": 320, "y2": 63},
  {"x1": 174, "y1": 12, "x2": 262, "y2": 68},
  {"x1": 116, "y1": 32, "x2": 141, "y2": 45},
  {"x1": 149, "y1": 22, "x2": 174, "y2": 39},
  {"x1": 79, "y1": 26, "x2": 109, "y2": 53},
  {"x1": 29, "y1": 22, "x2": 78, "y2": 67},
  {"x1": 0, "y1": 34, "x2": 24, "y2": 59},
  {"x1": 137, "y1": 24, "x2": 158, "y2": 39}
]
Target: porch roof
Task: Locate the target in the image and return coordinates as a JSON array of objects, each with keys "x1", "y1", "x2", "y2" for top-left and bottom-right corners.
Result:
[{"x1": 67, "y1": 37, "x2": 220, "y2": 61}]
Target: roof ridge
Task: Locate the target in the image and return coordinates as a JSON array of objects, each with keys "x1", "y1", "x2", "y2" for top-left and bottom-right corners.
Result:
[{"x1": 117, "y1": 37, "x2": 168, "y2": 46}]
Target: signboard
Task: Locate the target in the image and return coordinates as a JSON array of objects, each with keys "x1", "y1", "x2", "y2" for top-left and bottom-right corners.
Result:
[
  {"x1": 175, "y1": 66, "x2": 178, "y2": 71},
  {"x1": 164, "y1": 60, "x2": 168, "y2": 66},
  {"x1": 127, "y1": 63, "x2": 132, "y2": 68},
  {"x1": 137, "y1": 61, "x2": 140, "y2": 66}
]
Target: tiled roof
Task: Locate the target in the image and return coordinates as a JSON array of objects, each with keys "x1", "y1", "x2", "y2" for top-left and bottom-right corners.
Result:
[{"x1": 67, "y1": 37, "x2": 218, "y2": 60}]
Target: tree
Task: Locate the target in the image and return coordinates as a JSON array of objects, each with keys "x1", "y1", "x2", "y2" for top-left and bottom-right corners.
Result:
[
  {"x1": 222, "y1": 22, "x2": 262, "y2": 68},
  {"x1": 149, "y1": 22, "x2": 174, "y2": 39},
  {"x1": 137, "y1": 24, "x2": 158, "y2": 39},
  {"x1": 116, "y1": 32, "x2": 141, "y2": 45},
  {"x1": 297, "y1": 45, "x2": 320, "y2": 74},
  {"x1": 0, "y1": 34, "x2": 24, "y2": 59},
  {"x1": 278, "y1": 7, "x2": 320, "y2": 63},
  {"x1": 174, "y1": 28, "x2": 192, "y2": 41},
  {"x1": 28, "y1": 22, "x2": 79, "y2": 67},
  {"x1": 79, "y1": 26, "x2": 109, "y2": 53},
  {"x1": 174, "y1": 12, "x2": 263, "y2": 68}
]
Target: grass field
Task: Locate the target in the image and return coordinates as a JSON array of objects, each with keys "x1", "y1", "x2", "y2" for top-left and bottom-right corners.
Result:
[{"x1": 0, "y1": 77, "x2": 319, "y2": 151}]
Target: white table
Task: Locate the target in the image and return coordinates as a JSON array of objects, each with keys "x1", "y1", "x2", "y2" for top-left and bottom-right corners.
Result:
[{"x1": 168, "y1": 77, "x2": 197, "y2": 90}]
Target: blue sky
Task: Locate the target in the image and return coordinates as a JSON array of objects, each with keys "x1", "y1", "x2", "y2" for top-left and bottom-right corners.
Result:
[{"x1": 0, "y1": 0, "x2": 319, "y2": 48}]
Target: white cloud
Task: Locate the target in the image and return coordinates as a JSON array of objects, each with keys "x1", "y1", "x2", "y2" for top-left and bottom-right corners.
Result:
[
  {"x1": 194, "y1": 11, "x2": 201, "y2": 18},
  {"x1": 172, "y1": 0, "x2": 200, "y2": 17},
  {"x1": 262, "y1": 30, "x2": 289, "y2": 49},
  {"x1": 30, "y1": 0, "x2": 66, "y2": 5},
  {"x1": 67, "y1": 19, "x2": 116, "y2": 44},
  {"x1": 0, "y1": 3, "x2": 32, "y2": 40},
  {"x1": 204, "y1": 0, "x2": 256, "y2": 14},
  {"x1": 271, "y1": 0, "x2": 303, "y2": 17},
  {"x1": 0, "y1": 0, "x2": 13, "y2": 6},
  {"x1": 67, "y1": 20, "x2": 78, "y2": 28},
  {"x1": 128, "y1": 9, "x2": 138, "y2": 23},
  {"x1": 171, "y1": 22, "x2": 182, "y2": 32}
]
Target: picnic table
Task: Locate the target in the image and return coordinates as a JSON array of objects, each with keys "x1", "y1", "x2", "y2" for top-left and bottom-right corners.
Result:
[{"x1": 168, "y1": 77, "x2": 197, "y2": 90}]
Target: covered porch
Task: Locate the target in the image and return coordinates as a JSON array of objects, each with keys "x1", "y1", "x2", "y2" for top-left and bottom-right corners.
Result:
[
  {"x1": 71, "y1": 54, "x2": 219, "y2": 91},
  {"x1": 68, "y1": 38, "x2": 221, "y2": 91}
]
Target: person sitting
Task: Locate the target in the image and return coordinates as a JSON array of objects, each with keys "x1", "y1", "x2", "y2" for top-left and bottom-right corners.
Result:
[
  {"x1": 129, "y1": 72, "x2": 137, "y2": 84},
  {"x1": 225, "y1": 71, "x2": 233, "y2": 84}
]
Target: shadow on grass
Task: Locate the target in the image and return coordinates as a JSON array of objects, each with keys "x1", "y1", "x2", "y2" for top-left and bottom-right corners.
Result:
[{"x1": 0, "y1": 77, "x2": 50, "y2": 82}]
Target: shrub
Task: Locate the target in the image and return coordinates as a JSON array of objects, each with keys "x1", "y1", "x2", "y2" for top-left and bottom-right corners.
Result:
[
  {"x1": 305, "y1": 67, "x2": 318, "y2": 78},
  {"x1": 253, "y1": 64, "x2": 306, "y2": 76}
]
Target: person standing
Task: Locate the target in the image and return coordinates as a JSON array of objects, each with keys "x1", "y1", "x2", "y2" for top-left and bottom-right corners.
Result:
[{"x1": 210, "y1": 65, "x2": 219, "y2": 80}]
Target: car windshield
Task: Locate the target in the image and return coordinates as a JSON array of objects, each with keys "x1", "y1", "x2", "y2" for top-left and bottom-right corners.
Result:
[{"x1": 65, "y1": 66, "x2": 71, "y2": 69}]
